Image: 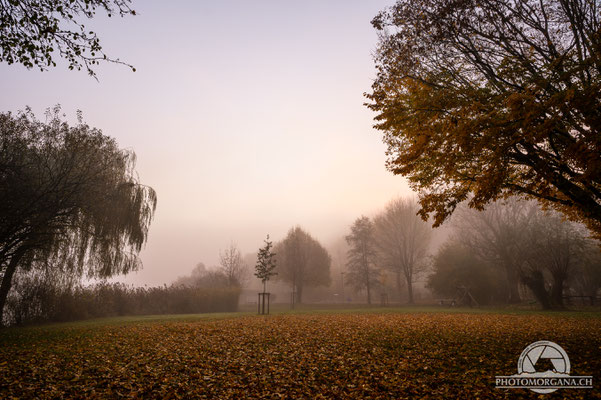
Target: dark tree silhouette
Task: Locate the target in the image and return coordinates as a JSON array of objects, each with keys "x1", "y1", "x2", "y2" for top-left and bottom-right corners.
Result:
[
  {"x1": 521, "y1": 209, "x2": 588, "y2": 309},
  {"x1": 0, "y1": 0, "x2": 136, "y2": 76},
  {"x1": 0, "y1": 106, "x2": 156, "y2": 323}
]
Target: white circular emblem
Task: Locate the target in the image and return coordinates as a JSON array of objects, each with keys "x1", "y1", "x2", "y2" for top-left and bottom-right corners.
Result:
[{"x1": 517, "y1": 340, "x2": 571, "y2": 394}]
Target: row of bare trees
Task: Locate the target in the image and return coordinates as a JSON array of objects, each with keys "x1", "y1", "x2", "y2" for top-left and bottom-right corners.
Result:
[
  {"x1": 172, "y1": 197, "x2": 600, "y2": 311},
  {"x1": 344, "y1": 198, "x2": 431, "y2": 304}
]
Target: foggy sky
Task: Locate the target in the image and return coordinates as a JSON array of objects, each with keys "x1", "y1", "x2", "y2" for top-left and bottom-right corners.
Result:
[{"x1": 0, "y1": 0, "x2": 413, "y2": 286}]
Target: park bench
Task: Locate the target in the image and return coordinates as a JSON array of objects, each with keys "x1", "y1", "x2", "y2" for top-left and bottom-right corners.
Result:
[{"x1": 562, "y1": 295, "x2": 601, "y2": 306}]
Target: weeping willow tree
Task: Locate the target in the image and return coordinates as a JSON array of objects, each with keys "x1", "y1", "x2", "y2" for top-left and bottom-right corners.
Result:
[{"x1": 0, "y1": 106, "x2": 157, "y2": 323}]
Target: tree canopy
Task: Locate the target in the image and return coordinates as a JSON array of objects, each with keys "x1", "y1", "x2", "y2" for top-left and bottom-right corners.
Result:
[
  {"x1": 219, "y1": 242, "x2": 247, "y2": 288},
  {"x1": 450, "y1": 196, "x2": 601, "y2": 309},
  {"x1": 427, "y1": 240, "x2": 500, "y2": 305},
  {"x1": 374, "y1": 197, "x2": 431, "y2": 304},
  {"x1": 254, "y1": 235, "x2": 277, "y2": 293},
  {"x1": 0, "y1": 106, "x2": 156, "y2": 322},
  {"x1": 275, "y1": 227, "x2": 331, "y2": 304},
  {"x1": 453, "y1": 197, "x2": 537, "y2": 303},
  {"x1": 0, "y1": 0, "x2": 136, "y2": 76},
  {"x1": 367, "y1": 0, "x2": 601, "y2": 237}
]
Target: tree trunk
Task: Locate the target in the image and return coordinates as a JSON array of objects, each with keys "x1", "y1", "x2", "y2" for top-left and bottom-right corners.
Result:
[
  {"x1": 296, "y1": 284, "x2": 303, "y2": 304},
  {"x1": 0, "y1": 249, "x2": 26, "y2": 326},
  {"x1": 550, "y1": 273, "x2": 565, "y2": 308},
  {"x1": 406, "y1": 276, "x2": 414, "y2": 304},
  {"x1": 366, "y1": 280, "x2": 371, "y2": 305},
  {"x1": 395, "y1": 270, "x2": 403, "y2": 304},
  {"x1": 505, "y1": 264, "x2": 521, "y2": 303},
  {"x1": 521, "y1": 270, "x2": 552, "y2": 309}
]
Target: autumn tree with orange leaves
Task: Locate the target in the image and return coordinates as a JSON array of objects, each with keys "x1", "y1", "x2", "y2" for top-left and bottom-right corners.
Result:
[{"x1": 367, "y1": 0, "x2": 601, "y2": 238}]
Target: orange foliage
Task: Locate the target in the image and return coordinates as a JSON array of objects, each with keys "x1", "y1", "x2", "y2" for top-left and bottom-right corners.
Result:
[{"x1": 367, "y1": 0, "x2": 601, "y2": 238}]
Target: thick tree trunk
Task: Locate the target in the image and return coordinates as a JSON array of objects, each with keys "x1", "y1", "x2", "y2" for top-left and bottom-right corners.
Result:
[
  {"x1": 0, "y1": 250, "x2": 26, "y2": 326},
  {"x1": 366, "y1": 280, "x2": 371, "y2": 305},
  {"x1": 521, "y1": 270, "x2": 552, "y2": 309}
]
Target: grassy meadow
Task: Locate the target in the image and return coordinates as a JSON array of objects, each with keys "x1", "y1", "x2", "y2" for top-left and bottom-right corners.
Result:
[{"x1": 0, "y1": 307, "x2": 600, "y2": 399}]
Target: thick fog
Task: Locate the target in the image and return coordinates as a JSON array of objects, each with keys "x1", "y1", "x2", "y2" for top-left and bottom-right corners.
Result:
[{"x1": 0, "y1": 0, "x2": 411, "y2": 287}]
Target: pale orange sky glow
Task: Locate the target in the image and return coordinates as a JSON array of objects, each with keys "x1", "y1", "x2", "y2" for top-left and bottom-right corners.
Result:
[{"x1": 0, "y1": 0, "x2": 414, "y2": 286}]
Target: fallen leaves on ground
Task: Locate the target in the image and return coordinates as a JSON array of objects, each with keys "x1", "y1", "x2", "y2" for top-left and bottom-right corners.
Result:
[{"x1": 0, "y1": 312, "x2": 600, "y2": 399}]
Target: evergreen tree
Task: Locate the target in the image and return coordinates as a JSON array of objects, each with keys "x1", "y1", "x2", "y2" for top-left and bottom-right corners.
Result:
[{"x1": 345, "y1": 216, "x2": 379, "y2": 305}]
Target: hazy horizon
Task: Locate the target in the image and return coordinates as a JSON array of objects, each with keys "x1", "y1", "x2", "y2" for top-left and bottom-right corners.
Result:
[{"x1": 0, "y1": 0, "x2": 415, "y2": 286}]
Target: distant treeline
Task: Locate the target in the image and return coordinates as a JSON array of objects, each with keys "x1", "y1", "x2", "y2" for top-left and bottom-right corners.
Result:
[
  {"x1": 4, "y1": 274, "x2": 240, "y2": 326},
  {"x1": 341, "y1": 196, "x2": 601, "y2": 310}
]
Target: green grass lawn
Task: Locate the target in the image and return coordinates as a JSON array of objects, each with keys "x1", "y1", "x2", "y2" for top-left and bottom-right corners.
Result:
[{"x1": 1, "y1": 307, "x2": 600, "y2": 399}]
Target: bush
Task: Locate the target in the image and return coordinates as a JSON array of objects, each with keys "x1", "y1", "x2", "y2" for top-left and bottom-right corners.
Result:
[{"x1": 427, "y1": 241, "x2": 503, "y2": 305}]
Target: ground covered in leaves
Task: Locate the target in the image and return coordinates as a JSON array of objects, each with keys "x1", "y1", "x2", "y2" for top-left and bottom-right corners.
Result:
[{"x1": 0, "y1": 311, "x2": 599, "y2": 399}]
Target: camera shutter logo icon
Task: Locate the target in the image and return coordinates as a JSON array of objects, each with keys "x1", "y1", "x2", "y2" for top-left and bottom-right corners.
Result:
[
  {"x1": 495, "y1": 340, "x2": 593, "y2": 394},
  {"x1": 517, "y1": 341, "x2": 570, "y2": 394}
]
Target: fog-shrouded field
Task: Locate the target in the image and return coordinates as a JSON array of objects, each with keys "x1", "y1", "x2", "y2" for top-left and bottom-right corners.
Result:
[{"x1": 1, "y1": 308, "x2": 600, "y2": 399}]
